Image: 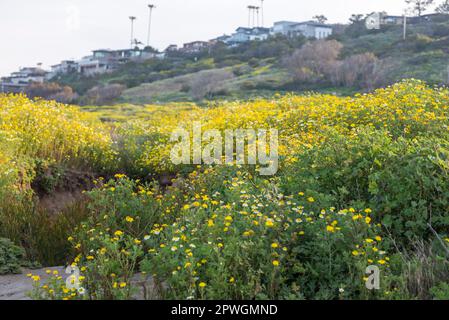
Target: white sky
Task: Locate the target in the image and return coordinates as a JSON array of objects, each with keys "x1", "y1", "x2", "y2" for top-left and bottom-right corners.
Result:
[{"x1": 0, "y1": 0, "x2": 437, "y2": 77}]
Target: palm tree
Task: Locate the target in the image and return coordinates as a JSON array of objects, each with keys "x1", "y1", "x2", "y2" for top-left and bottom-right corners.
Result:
[
  {"x1": 129, "y1": 16, "x2": 136, "y2": 48},
  {"x1": 147, "y1": 4, "x2": 156, "y2": 47}
]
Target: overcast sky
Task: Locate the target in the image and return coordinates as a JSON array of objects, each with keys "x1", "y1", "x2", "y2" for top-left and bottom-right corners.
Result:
[{"x1": 0, "y1": 0, "x2": 437, "y2": 77}]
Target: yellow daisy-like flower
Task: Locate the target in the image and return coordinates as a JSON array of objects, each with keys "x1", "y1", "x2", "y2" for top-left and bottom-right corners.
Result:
[
  {"x1": 265, "y1": 219, "x2": 274, "y2": 228},
  {"x1": 272, "y1": 260, "x2": 280, "y2": 267},
  {"x1": 198, "y1": 282, "x2": 207, "y2": 288},
  {"x1": 125, "y1": 216, "x2": 134, "y2": 223}
]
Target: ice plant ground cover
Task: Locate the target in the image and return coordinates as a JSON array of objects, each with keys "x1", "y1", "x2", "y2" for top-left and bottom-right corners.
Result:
[{"x1": 0, "y1": 79, "x2": 449, "y2": 300}]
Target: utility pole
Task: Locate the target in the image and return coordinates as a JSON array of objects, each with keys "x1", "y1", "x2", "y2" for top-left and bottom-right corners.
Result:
[
  {"x1": 260, "y1": 0, "x2": 265, "y2": 27},
  {"x1": 129, "y1": 16, "x2": 136, "y2": 48},
  {"x1": 403, "y1": 14, "x2": 407, "y2": 40},
  {"x1": 403, "y1": 8, "x2": 413, "y2": 41},
  {"x1": 247, "y1": 6, "x2": 252, "y2": 27},
  {"x1": 147, "y1": 4, "x2": 156, "y2": 47}
]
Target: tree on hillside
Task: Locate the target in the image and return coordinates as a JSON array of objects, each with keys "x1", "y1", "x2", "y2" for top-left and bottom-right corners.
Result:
[
  {"x1": 83, "y1": 84, "x2": 126, "y2": 105},
  {"x1": 25, "y1": 82, "x2": 77, "y2": 104},
  {"x1": 405, "y1": 0, "x2": 434, "y2": 16},
  {"x1": 339, "y1": 53, "x2": 389, "y2": 90},
  {"x1": 313, "y1": 15, "x2": 328, "y2": 24},
  {"x1": 284, "y1": 40, "x2": 343, "y2": 84},
  {"x1": 436, "y1": 0, "x2": 449, "y2": 13},
  {"x1": 349, "y1": 14, "x2": 364, "y2": 24},
  {"x1": 189, "y1": 69, "x2": 234, "y2": 100}
]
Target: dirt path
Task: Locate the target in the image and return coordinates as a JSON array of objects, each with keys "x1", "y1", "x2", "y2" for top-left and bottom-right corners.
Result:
[
  {"x1": 0, "y1": 267, "x2": 158, "y2": 300},
  {"x1": 0, "y1": 267, "x2": 64, "y2": 300}
]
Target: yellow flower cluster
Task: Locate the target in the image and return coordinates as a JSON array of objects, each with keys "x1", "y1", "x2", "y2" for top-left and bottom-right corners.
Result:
[
  {"x1": 0, "y1": 94, "x2": 115, "y2": 198},
  {"x1": 116, "y1": 79, "x2": 449, "y2": 173}
]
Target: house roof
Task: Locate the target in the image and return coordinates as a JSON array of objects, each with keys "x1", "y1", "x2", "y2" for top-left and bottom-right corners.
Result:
[
  {"x1": 235, "y1": 27, "x2": 270, "y2": 34},
  {"x1": 273, "y1": 21, "x2": 298, "y2": 25},
  {"x1": 293, "y1": 21, "x2": 333, "y2": 28},
  {"x1": 93, "y1": 49, "x2": 114, "y2": 53},
  {"x1": 184, "y1": 41, "x2": 209, "y2": 46},
  {"x1": 236, "y1": 27, "x2": 253, "y2": 32}
]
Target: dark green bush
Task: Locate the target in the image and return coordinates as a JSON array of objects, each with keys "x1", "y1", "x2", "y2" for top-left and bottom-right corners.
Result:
[
  {"x1": 0, "y1": 238, "x2": 27, "y2": 274},
  {"x1": 281, "y1": 129, "x2": 449, "y2": 241}
]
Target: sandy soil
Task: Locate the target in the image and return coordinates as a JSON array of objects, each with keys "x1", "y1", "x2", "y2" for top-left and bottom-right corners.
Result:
[
  {"x1": 0, "y1": 267, "x2": 158, "y2": 300},
  {"x1": 0, "y1": 267, "x2": 64, "y2": 300}
]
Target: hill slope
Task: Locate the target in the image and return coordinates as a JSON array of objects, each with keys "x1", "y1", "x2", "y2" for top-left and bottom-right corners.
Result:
[{"x1": 53, "y1": 14, "x2": 449, "y2": 104}]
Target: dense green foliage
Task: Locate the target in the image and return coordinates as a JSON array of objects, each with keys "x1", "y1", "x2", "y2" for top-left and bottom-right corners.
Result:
[{"x1": 0, "y1": 238, "x2": 28, "y2": 274}]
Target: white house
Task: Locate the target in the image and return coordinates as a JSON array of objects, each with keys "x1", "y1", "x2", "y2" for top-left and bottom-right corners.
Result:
[
  {"x1": 0, "y1": 67, "x2": 48, "y2": 93},
  {"x1": 75, "y1": 48, "x2": 158, "y2": 76},
  {"x1": 48, "y1": 60, "x2": 78, "y2": 79},
  {"x1": 227, "y1": 27, "x2": 271, "y2": 44},
  {"x1": 249, "y1": 27, "x2": 271, "y2": 41},
  {"x1": 75, "y1": 57, "x2": 105, "y2": 76},
  {"x1": 271, "y1": 21, "x2": 299, "y2": 36},
  {"x1": 271, "y1": 20, "x2": 333, "y2": 39}
]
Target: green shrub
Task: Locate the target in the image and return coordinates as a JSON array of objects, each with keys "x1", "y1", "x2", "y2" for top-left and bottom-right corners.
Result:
[
  {"x1": 139, "y1": 167, "x2": 396, "y2": 300},
  {"x1": 282, "y1": 129, "x2": 449, "y2": 241},
  {"x1": 431, "y1": 283, "x2": 449, "y2": 300},
  {"x1": 0, "y1": 238, "x2": 27, "y2": 274}
]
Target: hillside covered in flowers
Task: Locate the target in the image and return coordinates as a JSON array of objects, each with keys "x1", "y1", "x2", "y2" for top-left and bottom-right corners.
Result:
[{"x1": 0, "y1": 80, "x2": 448, "y2": 300}]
